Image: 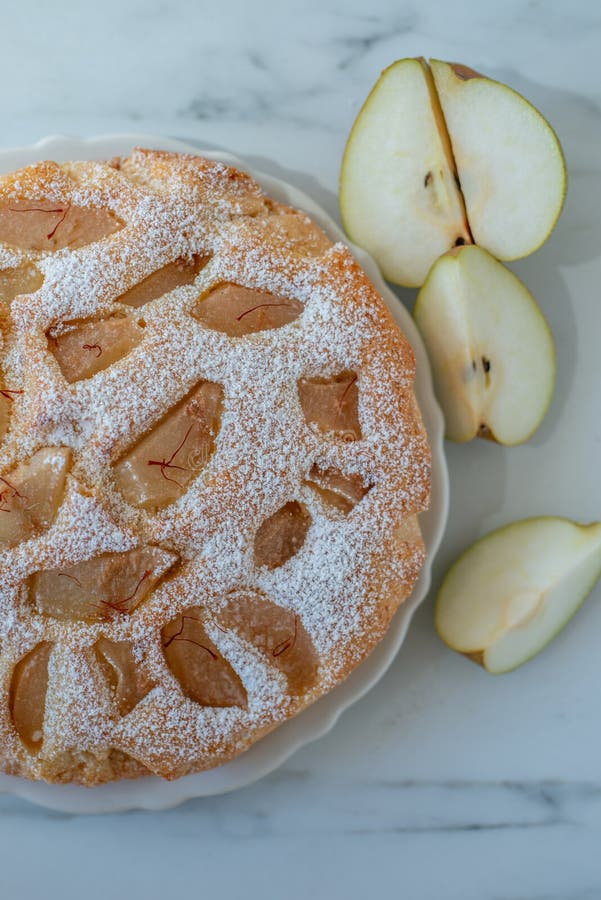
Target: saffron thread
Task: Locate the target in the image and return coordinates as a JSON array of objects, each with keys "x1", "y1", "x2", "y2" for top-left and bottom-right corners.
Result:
[
  {"x1": 46, "y1": 204, "x2": 70, "y2": 240},
  {"x1": 0, "y1": 389, "x2": 24, "y2": 401},
  {"x1": 58, "y1": 572, "x2": 83, "y2": 587},
  {"x1": 337, "y1": 374, "x2": 357, "y2": 414},
  {"x1": 0, "y1": 475, "x2": 25, "y2": 512},
  {"x1": 6, "y1": 205, "x2": 70, "y2": 240},
  {"x1": 335, "y1": 374, "x2": 358, "y2": 429},
  {"x1": 7, "y1": 206, "x2": 64, "y2": 214},
  {"x1": 147, "y1": 424, "x2": 193, "y2": 487},
  {"x1": 163, "y1": 613, "x2": 218, "y2": 659},
  {"x1": 166, "y1": 636, "x2": 218, "y2": 658},
  {"x1": 82, "y1": 343, "x2": 102, "y2": 358},
  {"x1": 272, "y1": 614, "x2": 299, "y2": 658},
  {"x1": 236, "y1": 301, "x2": 290, "y2": 322},
  {"x1": 103, "y1": 569, "x2": 151, "y2": 612}
]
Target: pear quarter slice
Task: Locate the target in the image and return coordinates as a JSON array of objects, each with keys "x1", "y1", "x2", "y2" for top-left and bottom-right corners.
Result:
[
  {"x1": 436, "y1": 518, "x2": 601, "y2": 674},
  {"x1": 414, "y1": 245, "x2": 555, "y2": 445},
  {"x1": 339, "y1": 57, "x2": 470, "y2": 288},
  {"x1": 430, "y1": 59, "x2": 567, "y2": 261}
]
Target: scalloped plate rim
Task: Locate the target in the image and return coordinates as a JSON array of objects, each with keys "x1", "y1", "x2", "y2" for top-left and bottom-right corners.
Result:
[{"x1": 0, "y1": 133, "x2": 449, "y2": 813}]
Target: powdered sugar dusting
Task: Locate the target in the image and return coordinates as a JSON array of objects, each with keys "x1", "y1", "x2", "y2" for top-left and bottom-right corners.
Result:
[{"x1": 0, "y1": 150, "x2": 430, "y2": 785}]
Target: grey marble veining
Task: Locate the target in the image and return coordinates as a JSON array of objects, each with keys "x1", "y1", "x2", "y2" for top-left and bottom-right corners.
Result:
[
  {"x1": 1, "y1": 0, "x2": 599, "y2": 137},
  {"x1": 5, "y1": 774, "x2": 601, "y2": 834},
  {"x1": 2, "y1": 774, "x2": 601, "y2": 899},
  {"x1": 1, "y1": 0, "x2": 601, "y2": 898}
]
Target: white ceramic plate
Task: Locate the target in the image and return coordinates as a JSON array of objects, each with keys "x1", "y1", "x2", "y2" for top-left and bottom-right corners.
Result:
[{"x1": 0, "y1": 135, "x2": 448, "y2": 813}]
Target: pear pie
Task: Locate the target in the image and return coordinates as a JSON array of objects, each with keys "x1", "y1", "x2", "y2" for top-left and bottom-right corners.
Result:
[{"x1": 0, "y1": 149, "x2": 429, "y2": 784}]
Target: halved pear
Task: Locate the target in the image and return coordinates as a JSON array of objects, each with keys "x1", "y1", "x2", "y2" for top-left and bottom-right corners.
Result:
[
  {"x1": 414, "y1": 245, "x2": 555, "y2": 444},
  {"x1": 429, "y1": 59, "x2": 566, "y2": 260},
  {"x1": 339, "y1": 57, "x2": 471, "y2": 287},
  {"x1": 339, "y1": 57, "x2": 566, "y2": 284},
  {"x1": 436, "y1": 518, "x2": 601, "y2": 673}
]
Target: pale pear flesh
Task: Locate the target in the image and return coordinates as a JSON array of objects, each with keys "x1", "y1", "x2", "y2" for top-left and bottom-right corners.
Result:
[
  {"x1": 0, "y1": 448, "x2": 71, "y2": 547},
  {"x1": 339, "y1": 57, "x2": 566, "y2": 285},
  {"x1": 339, "y1": 58, "x2": 471, "y2": 287},
  {"x1": 413, "y1": 245, "x2": 555, "y2": 445},
  {"x1": 430, "y1": 59, "x2": 567, "y2": 261},
  {"x1": 298, "y1": 372, "x2": 362, "y2": 441},
  {"x1": 436, "y1": 518, "x2": 601, "y2": 674}
]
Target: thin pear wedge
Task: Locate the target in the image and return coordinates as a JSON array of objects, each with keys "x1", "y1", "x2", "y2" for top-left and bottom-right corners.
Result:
[
  {"x1": 430, "y1": 59, "x2": 567, "y2": 260},
  {"x1": 436, "y1": 518, "x2": 601, "y2": 673},
  {"x1": 414, "y1": 245, "x2": 555, "y2": 445}
]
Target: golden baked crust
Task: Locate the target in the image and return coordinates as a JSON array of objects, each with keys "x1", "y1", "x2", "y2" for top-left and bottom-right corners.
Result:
[{"x1": 0, "y1": 149, "x2": 430, "y2": 785}]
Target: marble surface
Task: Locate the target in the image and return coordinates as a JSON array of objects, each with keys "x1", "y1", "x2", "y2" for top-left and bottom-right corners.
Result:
[{"x1": 1, "y1": 0, "x2": 601, "y2": 897}]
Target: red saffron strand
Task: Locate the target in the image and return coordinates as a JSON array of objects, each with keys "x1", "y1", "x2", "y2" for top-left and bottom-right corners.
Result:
[
  {"x1": 7, "y1": 206, "x2": 64, "y2": 214},
  {"x1": 272, "y1": 614, "x2": 299, "y2": 658},
  {"x1": 108, "y1": 569, "x2": 151, "y2": 610},
  {"x1": 236, "y1": 301, "x2": 290, "y2": 322},
  {"x1": 147, "y1": 424, "x2": 194, "y2": 487},
  {"x1": 166, "y1": 636, "x2": 218, "y2": 658},
  {"x1": 162, "y1": 614, "x2": 217, "y2": 660},
  {"x1": 163, "y1": 613, "x2": 200, "y2": 648},
  {"x1": 336, "y1": 373, "x2": 358, "y2": 416},
  {"x1": 5, "y1": 205, "x2": 70, "y2": 241},
  {"x1": 96, "y1": 600, "x2": 130, "y2": 616},
  {"x1": 0, "y1": 489, "x2": 18, "y2": 513},
  {"x1": 89, "y1": 603, "x2": 109, "y2": 615},
  {"x1": 0, "y1": 475, "x2": 22, "y2": 495},
  {"x1": 334, "y1": 373, "x2": 358, "y2": 430},
  {"x1": 0, "y1": 476, "x2": 24, "y2": 500},
  {"x1": 82, "y1": 343, "x2": 102, "y2": 358},
  {"x1": 146, "y1": 460, "x2": 188, "y2": 487},
  {"x1": 0, "y1": 389, "x2": 24, "y2": 401},
  {"x1": 89, "y1": 601, "x2": 130, "y2": 617},
  {"x1": 0, "y1": 476, "x2": 26, "y2": 512},
  {"x1": 46, "y1": 204, "x2": 70, "y2": 240},
  {"x1": 57, "y1": 572, "x2": 83, "y2": 587}
]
